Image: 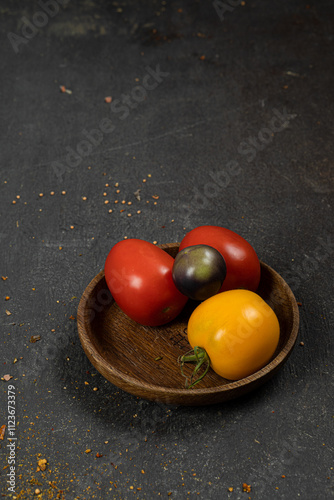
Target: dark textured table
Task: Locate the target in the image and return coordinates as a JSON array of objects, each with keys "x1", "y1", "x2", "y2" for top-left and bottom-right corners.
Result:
[{"x1": 1, "y1": 1, "x2": 333, "y2": 499}]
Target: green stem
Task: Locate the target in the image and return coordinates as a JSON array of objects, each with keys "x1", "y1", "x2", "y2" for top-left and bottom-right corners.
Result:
[{"x1": 178, "y1": 346, "x2": 211, "y2": 389}]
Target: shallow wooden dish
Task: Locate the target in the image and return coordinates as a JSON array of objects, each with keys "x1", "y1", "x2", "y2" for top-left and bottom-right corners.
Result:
[{"x1": 77, "y1": 243, "x2": 299, "y2": 406}]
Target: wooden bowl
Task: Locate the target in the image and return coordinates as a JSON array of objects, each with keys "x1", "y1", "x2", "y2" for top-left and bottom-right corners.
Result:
[{"x1": 77, "y1": 243, "x2": 299, "y2": 406}]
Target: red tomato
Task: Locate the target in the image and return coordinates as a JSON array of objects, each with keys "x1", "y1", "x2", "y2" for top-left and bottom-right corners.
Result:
[
  {"x1": 179, "y1": 226, "x2": 261, "y2": 292},
  {"x1": 104, "y1": 239, "x2": 188, "y2": 326}
]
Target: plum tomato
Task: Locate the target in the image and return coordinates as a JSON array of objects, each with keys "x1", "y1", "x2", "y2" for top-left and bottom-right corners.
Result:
[
  {"x1": 179, "y1": 225, "x2": 261, "y2": 292},
  {"x1": 172, "y1": 244, "x2": 227, "y2": 301},
  {"x1": 180, "y1": 289, "x2": 280, "y2": 385},
  {"x1": 104, "y1": 239, "x2": 188, "y2": 326}
]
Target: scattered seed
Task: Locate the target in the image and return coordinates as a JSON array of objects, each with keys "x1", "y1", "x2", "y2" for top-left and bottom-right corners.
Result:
[
  {"x1": 152, "y1": 195, "x2": 159, "y2": 199},
  {"x1": 115, "y1": 182, "x2": 119, "y2": 187},
  {"x1": 1, "y1": 277, "x2": 8, "y2": 281},
  {"x1": 37, "y1": 459, "x2": 47, "y2": 472},
  {"x1": 34, "y1": 488, "x2": 41, "y2": 495},
  {"x1": 142, "y1": 179, "x2": 146, "y2": 183},
  {"x1": 16, "y1": 195, "x2": 20, "y2": 199},
  {"x1": 61, "y1": 190, "x2": 66, "y2": 195},
  {"x1": 127, "y1": 201, "x2": 132, "y2": 205},
  {"x1": 114, "y1": 200, "x2": 119, "y2": 204},
  {"x1": 0, "y1": 425, "x2": 6, "y2": 440},
  {"x1": 82, "y1": 196, "x2": 87, "y2": 201},
  {"x1": 50, "y1": 191, "x2": 55, "y2": 196},
  {"x1": 2, "y1": 374, "x2": 13, "y2": 381},
  {"x1": 12, "y1": 200, "x2": 16, "y2": 204},
  {"x1": 116, "y1": 189, "x2": 120, "y2": 194},
  {"x1": 300, "y1": 342, "x2": 305, "y2": 346},
  {"x1": 242, "y1": 483, "x2": 251, "y2": 493},
  {"x1": 5, "y1": 296, "x2": 10, "y2": 301},
  {"x1": 85, "y1": 449, "x2": 92, "y2": 454},
  {"x1": 127, "y1": 214, "x2": 132, "y2": 217},
  {"x1": 30, "y1": 335, "x2": 41, "y2": 343},
  {"x1": 105, "y1": 183, "x2": 109, "y2": 187},
  {"x1": 39, "y1": 193, "x2": 44, "y2": 198},
  {"x1": 104, "y1": 200, "x2": 109, "y2": 204},
  {"x1": 103, "y1": 192, "x2": 107, "y2": 196},
  {"x1": 108, "y1": 209, "x2": 113, "y2": 213},
  {"x1": 137, "y1": 210, "x2": 141, "y2": 214},
  {"x1": 104, "y1": 96, "x2": 112, "y2": 103}
]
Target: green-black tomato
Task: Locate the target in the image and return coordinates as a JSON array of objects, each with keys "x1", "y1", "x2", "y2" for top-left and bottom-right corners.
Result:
[{"x1": 172, "y1": 244, "x2": 227, "y2": 301}]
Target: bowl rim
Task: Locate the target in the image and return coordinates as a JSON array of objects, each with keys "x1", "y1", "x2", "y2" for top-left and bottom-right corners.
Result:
[{"x1": 77, "y1": 243, "x2": 300, "y2": 399}]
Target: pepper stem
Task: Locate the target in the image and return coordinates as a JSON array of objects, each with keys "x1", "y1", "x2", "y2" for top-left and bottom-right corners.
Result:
[{"x1": 178, "y1": 346, "x2": 211, "y2": 389}]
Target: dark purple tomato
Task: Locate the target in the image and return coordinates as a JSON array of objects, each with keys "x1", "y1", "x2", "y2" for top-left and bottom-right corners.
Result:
[{"x1": 172, "y1": 244, "x2": 227, "y2": 301}]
